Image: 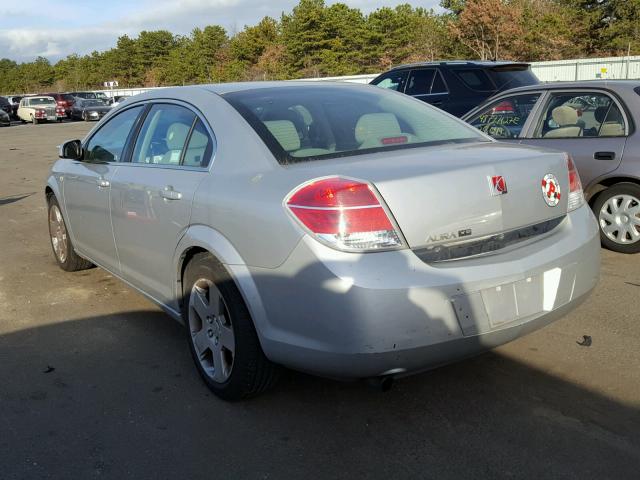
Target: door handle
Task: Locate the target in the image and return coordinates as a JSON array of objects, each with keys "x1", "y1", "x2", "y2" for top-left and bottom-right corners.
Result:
[
  {"x1": 594, "y1": 151, "x2": 616, "y2": 161},
  {"x1": 97, "y1": 178, "x2": 110, "y2": 188},
  {"x1": 160, "y1": 186, "x2": 182, "y2": 201}
]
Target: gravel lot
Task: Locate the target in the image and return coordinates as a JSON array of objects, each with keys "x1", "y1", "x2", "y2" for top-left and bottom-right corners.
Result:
[{"x1": 1, "y1": 121, "x2": 639, "y2": 479}]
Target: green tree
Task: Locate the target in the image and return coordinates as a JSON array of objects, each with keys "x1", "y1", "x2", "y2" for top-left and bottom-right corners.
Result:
[
  {"x1": 281, "y1": 0, "x2": 328, "y2": 76},
  {"x1": 602, "y1": 0, "x2": 640, "y2": 55}
]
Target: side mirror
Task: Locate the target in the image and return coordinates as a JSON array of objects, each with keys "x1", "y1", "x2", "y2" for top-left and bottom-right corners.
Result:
[{"x1": 59, "y1": 139, "x2": 82, "y2": 160}]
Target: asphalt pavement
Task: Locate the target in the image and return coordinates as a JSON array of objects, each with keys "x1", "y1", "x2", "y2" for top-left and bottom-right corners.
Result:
[{"x1": 0, "y1": 121, "x2": 639, "y2": 479}]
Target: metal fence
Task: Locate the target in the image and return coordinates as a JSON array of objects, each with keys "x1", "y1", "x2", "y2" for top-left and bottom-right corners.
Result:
[{"x1": 531, "y1": 55, "x2": 640, "y2": 82}]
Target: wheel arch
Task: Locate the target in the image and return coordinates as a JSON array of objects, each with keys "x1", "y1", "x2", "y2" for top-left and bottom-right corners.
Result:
[
  {"x1": 586, "y1": 175, "x2": 640, "y2": 206},
  {"x1": 45, "y1": 176, "x2": 62, "y2": 203},
  {"x1": 173, "y1": 225, "x2": 271, "y2": 345}
]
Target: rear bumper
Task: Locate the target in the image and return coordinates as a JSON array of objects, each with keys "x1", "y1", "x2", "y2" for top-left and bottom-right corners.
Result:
[{"x1": 249, "y1": 204, "x2": 600, "y2": 379}]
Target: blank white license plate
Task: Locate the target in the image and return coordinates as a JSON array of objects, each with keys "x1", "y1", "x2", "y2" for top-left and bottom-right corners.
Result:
[{"x1": 452, "y1": 263, "x2": 577, "y2": 335}]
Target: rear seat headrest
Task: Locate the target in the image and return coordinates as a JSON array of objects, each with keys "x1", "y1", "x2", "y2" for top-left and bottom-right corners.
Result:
[
  {"x1": 264, "y1": 120, "x2": 301, "y2": 152},
  {"x1": 551, "y1": 106, "x2": 578, "y2": 126},
  {"x1": 355, "y1": 113, "x2": 401, "y2": 144}
]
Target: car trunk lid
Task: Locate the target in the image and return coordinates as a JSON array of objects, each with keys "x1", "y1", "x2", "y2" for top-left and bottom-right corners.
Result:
[{"x1": 287, "y1": 142, "x2": 569, "y2": 255}]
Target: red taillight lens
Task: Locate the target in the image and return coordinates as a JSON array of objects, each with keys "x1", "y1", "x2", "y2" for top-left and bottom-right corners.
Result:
[
  {"x1": 286, "y1": 177, "x2": 404, "y2": 251},
  {"x1": 492, "y1": 101, "x2": 514, "y2": 113},
  {"x1": 567, "y1": 154, "x2": 584, "y2": 211}
]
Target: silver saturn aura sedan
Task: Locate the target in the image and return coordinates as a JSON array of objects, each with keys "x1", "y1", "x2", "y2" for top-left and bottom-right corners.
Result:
[{"x1": 46, "y1": 82, "x2": 600, "y2": 400}]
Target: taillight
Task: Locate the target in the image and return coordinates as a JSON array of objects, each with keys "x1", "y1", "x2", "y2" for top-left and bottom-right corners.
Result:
[
  {"x1": 492, "y1": 101, "x2": 514, "y2": 114},
  {"x1": 285, "y1": 177, "x2": 405, "y2": 251},
  {"x1": 567, "y1": 154, "x2": 584, "y2": 211}
]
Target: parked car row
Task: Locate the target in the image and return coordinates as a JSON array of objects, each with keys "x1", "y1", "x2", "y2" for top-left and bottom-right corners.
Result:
[
  {"x1": 372, "y1": 61, "x2": 640, "y2": 254},
  {"x1": 1, "y1": 91, "x2": 130, "y2": 125}
]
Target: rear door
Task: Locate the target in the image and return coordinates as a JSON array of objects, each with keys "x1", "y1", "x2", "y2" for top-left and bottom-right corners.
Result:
[
  {"x1": 62, "y1": 105, "x2": 145, "y2": 269},
  {"x1": 405, "y1": 68, "x2": 450, "y2": 110},
  {"x1": 110, "y1": 102, "x2": 214, "y2": 307},
  {"x1": 519, "y1": 90, "x2": 628, "y2": 188}
]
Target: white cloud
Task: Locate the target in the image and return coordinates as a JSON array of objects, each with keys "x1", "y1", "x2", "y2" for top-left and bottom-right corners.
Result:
[{"x1": 0, "y1": 0, "x2": 440, "y2": 62}]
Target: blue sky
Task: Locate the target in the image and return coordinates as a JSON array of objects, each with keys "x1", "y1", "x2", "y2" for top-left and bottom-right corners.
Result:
[{"x1": 0, "y1": 0, "x2": 441, "y2": 63}]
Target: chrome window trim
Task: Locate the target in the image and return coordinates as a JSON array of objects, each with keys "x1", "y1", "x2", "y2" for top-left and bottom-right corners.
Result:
[{"x1": 82, "y1": 98, "x2": 218, "y2": 172}]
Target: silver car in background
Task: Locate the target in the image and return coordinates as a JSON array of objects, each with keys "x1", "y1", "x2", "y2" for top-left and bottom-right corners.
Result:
[
  {"x1": 46, "y1": 82, "x2": 600, "y2": 400},
  {"x1": 464, "y1": 81, "x2": 640, "y2": 253}
]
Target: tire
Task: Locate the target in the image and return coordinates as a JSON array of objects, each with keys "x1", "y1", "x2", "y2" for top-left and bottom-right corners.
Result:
[
  {"x1": 32, "y1": 115, "x2": 38, "y2": 125},
  {"x1": 183, "y1": 252, "x2": 279, "y2": 400},
  {"x1": 592, "y1": 183, "x2": 640, "y2": 254},
  {"x1": 82, "y1": 112, "x2": 88, "y2": 122},
  {"x1": 47, "y1": 195, "x2": 93, "y2": 271}
]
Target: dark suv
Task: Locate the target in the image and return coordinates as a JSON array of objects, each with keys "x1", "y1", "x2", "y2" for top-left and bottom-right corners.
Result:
[
  {"x1": 370, "y1": 61, "x2": 539, "y2": 117},
  {"x1": 0, "y1": 96, "x2": 12, "y2": 117}
]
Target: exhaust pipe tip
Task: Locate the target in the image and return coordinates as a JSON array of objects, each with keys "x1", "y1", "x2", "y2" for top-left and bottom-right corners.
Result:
[{"x1": 367, "y1": 375, "x2": 394, "y2": 392}]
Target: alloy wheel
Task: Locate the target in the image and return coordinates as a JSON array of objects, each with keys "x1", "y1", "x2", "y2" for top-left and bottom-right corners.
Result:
[
  {"x1": 188, "y1": 279, "x2": 235, "y2": 383},
  {"x1": 49, "y1": 204, "x2": 68, "y2": 263},
  {"x1": 599, "y1": 194, "x2": 640, "y2": 245}
]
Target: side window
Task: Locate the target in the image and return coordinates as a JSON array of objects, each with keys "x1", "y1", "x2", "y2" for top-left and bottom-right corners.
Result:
[
  {"x1": 131, "y1": 104, "x2": 196, "y2": 165},
  {"x1": 372, "y1": 70, "x2": 409, "y2": 92},
  {"x1": 534, "y1": 92, "x2": 626, "y2": 139},
  {"x1": 182, "y1": 119, "x2": 213, "y2": 167},
  {"x1": 405, "y1": 69, "x2": 436, "y2": 96},
  {"x1": 431, "y1": 70, "x2": 448, "y2": 94},
  {"x1": 455, "y1": 69, "x2": 494, "y2": 92},
  {"x1": 600, "y1": 103, "x2": 625, "y2": 137},
  {"x1": 84, "y1": 106, "x2": 144, "y2": 163},
  {"x1": 468, "y1": 93, "x2": 541, "y2": 139}
]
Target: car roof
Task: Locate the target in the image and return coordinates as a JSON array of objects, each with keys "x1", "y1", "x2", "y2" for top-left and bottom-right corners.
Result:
[
  {"x1": 128, "y1": 81, "x2": 373, "y2": 99},
  {"x1": 499, "y1": 79, "x2": 640, "y2": 94},
  {"x1": 200, "y1": 80, "x2": 368, "y2": 95},
  {"x1": 387, "y1": 60, "x2": 530, "y2": 71}
]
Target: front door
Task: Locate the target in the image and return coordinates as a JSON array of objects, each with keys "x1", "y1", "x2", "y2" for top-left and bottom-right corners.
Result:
[
  {"x1": 466, "y1": 92, "x2": 543, "y2": 145},
  {"x1": 110, "y1": 103, "x2": 214, "y2": 307},
  {"x1": 62, "y1": 105, "x2": 144, "y2": 270}
]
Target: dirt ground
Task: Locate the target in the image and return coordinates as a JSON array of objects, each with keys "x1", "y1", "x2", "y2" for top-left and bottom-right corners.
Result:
[{"x1": 1, "y1": 121, "x2": 638, "y2": 479}]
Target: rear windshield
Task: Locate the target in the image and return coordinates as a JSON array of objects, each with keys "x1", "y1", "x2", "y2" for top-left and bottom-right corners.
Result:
[
  {"x1": 224, "y1": 86, "x2": 486, "y2": 164},
  {"x1": 30, "y1": 97, "x2": 55, "y2": 105},
  {"x1": 84, "y1": 99, "x2": 106, "y2": 106},
  {"x1": 488, "y1": 66, "x2": 538, "y2": 91}
]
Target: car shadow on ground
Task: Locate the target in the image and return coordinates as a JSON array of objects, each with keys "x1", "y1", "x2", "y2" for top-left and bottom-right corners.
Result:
[
  {"x1": 0, "y1": 193, "x2": 34, "y2": 206},
  {"x1": 1, "y1": 309, "x2": 638, "y2": 479}
]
